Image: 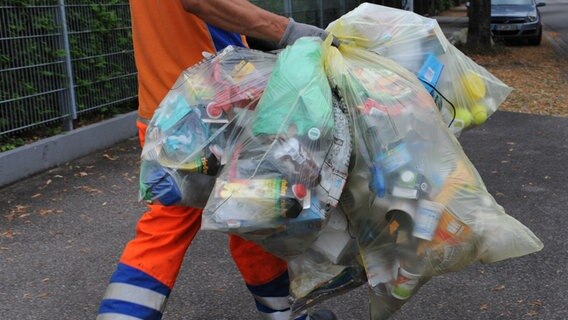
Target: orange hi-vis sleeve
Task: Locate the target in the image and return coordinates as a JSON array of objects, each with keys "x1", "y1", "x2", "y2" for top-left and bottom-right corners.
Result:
[
  {"x1": 130, "y1": 1, "x2": 248, "y2": 121},
  {"x1": 130, "y1": 1, "x2": 215, "y2": 120}
]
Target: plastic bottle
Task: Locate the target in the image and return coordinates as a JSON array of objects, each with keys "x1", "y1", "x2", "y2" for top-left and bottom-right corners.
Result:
[
  {"x1": 383, "y1": 204, "x2": 425, "y2": 301},
  {"x1": 257, "y1": 197, "x2": 326, "y2": 257},
  {"x1": 212, "y1": 176, "x2": 306, "y2": 225},
  {"x1": 160, "y1": 152, "x2": 221, "y2": 175},
  {"x1": 412, "y1": 199, "x2": 444, "y2": 241},
  {"x1": 387, "y1": 265, "x2": 421, "y2": 300},
  {"x1": 140, "y1": 162, "x2": 182, "y2": 206},
  {"x1": 139, "y1": 160, "x2": 216, "y2": 208},
  {"x1": 265, "y1": 136, "x2": 321, "y2": 187}
]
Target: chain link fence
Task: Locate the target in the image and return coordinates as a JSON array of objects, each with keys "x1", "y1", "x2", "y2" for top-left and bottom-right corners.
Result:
[{"x1": 1, "y1": 0, "x2": 407, "y2": 140}]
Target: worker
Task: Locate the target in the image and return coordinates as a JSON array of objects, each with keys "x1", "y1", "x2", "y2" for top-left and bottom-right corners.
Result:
[{"x1": 96, "y1": 1, "x2": 337, "y2": 319}]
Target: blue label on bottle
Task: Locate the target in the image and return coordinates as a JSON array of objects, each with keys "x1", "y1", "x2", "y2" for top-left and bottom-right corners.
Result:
[
  {"x1": 376, "y1": 142, "x2": 411, "y2": 173},
  {"x1": 154, "y1": 95, "x2": 191, "y2": 131}
]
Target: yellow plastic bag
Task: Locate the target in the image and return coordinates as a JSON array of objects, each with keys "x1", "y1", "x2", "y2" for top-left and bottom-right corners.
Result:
[
  {"x1": 323, "y1": 33, "x2": 542, "y2": 318},
  {"x1": 327, "y1": 3, "x2": 513, "y2": 136}
]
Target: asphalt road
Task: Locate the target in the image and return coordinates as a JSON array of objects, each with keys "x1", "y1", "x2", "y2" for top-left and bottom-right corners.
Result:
[
  {"x1": 540, "y1": 0, "x2": 568, "y2": 52},
  {"x1": 1, "y1": 110, "x2": 566, "y2": 320}
]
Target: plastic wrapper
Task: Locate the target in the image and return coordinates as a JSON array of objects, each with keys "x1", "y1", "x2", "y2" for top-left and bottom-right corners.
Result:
[
  {"x1": 322, "y1": 33, "x2": 543, "y2": 318},
  {"x1": 328, "y1": 3, "x2": 513, "y2": 136},
  {"x1": 287, "y1": 207, "x2": 366, "y2": 314},
  {"x1": 138, "y1": 46, "x2": 277, "y2": 207},
  {"x1": 288, "y1": 251, "x2": 366, "y2": 314},
  {"x1": 201, "y1": 38, "x2": 351, "y2": 257}
]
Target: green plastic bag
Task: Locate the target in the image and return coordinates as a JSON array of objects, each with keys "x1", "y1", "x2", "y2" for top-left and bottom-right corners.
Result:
[{"x1": 252, "y1": 37, "x2": 333, "y2": 136}]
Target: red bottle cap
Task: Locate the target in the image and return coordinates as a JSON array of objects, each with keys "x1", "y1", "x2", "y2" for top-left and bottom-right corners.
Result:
[
  {"x1": 292, "y1": 183, "x2": 307, "y2": 199},
  {"x1": 206, "y1": 102, "x2": 223, "y2": 119}
]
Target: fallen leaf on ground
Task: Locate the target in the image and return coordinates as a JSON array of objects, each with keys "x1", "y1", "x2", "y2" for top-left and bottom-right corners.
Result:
[
  {"x1": 492, "y1": 284, "x2": 506, "y2": 291},
  {"x1": 74, "y1": 186, "x2": 103, "y2": 194},
  {"x1": 470, "y1": 39, "x2": 568, "y2": 118},
  {"x1": 39, "y1": 209, "x2": 54, "y2": 216},
  {"x1": 526, "y1": 310, "x2": 538, "y2": 317},
  {"x1": 1, "y1": 230, "x2": 16, "y2": 238},
  {"x1": 104, "y1": 154, "x2": 118, "y2": 161},
  {"x1": 5, "y1": 205, "x2": 31, "y2": 221},
  {"x1": 529, "y1": 300, "x2": 543, "y2": 307}
]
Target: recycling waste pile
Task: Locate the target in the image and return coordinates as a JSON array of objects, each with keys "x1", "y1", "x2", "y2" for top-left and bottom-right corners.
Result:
[{"x1": 138, "y1": 3, "x2": 543, "y2": 319}]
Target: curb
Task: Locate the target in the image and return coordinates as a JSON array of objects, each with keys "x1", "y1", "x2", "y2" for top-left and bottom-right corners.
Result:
[
  {"x1": 0, "y1": 111, "x2": 138, "y2": 188},
  {"x1": 435, "y1": 16, "x2": 469, "y2": 41},
  {"x1": 434, "y1": 16, "x2": 469, "y2": 28}
]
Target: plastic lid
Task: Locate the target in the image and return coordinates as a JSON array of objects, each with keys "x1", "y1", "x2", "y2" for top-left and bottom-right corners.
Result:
[{"x1": 400, "y1": 170, "x2": 417, "y2": 183}]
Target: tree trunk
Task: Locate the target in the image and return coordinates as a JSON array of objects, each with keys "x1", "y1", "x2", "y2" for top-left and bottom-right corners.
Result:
[{"x1": 466, "y1": 0, "x2": 492, "y2": 49}]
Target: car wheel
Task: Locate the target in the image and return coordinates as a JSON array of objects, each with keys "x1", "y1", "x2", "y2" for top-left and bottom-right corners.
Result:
[{"x1": 528, "y1": 28, "x2": 542, "y2": 46}]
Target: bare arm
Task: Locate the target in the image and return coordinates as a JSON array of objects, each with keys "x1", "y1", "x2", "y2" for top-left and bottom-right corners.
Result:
[{"x1": 180, "y1": 0, "x2": 289, "y2": 42}]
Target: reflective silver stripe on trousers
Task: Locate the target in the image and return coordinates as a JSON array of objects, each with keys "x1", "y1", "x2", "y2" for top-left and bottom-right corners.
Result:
[
  {"x1": 259, "y1": 309, "x2": 293, "y2": 320},
  {"x1": 254, "y1": 295, "x2": 291, "y2": 311},
  {"x1": 96, "y1": 313, "x2": 144, "y2": 320},
  {"x1": 137, "y1": 116, "x2": 150, "y2": 124},
  {"x1": 101, "y1": 282, "x2": 168, "y2": 313}
]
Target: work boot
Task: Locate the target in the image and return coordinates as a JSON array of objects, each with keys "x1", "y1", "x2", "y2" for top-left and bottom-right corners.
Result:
[{"x1": 307, "y1": 309, "x2": 338, "y2": 320}]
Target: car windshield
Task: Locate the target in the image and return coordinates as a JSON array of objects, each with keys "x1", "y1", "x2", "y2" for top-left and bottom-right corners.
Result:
[{"x1": 492, "y1": 0, "x2": 533, "y2": 5}]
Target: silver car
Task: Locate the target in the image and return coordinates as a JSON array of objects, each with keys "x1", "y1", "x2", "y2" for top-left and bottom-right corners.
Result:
[{"x1": 490, "y1": 0, "x2": 546, "y2": 45}]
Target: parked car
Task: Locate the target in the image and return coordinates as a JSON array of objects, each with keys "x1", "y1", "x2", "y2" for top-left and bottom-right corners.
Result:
[
  {"x1": 491, "y1": 0, "x2": 546, "y2": 45},
  {"x1": 467, "y1": 0, "x2": 546, "y2": 45}
]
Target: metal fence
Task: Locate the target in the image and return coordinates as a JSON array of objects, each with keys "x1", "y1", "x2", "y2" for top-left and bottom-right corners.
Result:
[
  {"x1": 0, "y1": 0, "x2": 405, "y2": 138},
  {"x1": 251, "y1": 0, "x2": 404, "y2": 28},
  {"x1": 0, "y1": 0, "x2": 136, "y2": 137}
]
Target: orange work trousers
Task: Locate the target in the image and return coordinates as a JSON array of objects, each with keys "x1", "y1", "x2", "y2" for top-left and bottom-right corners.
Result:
[
  {"x1": 97, "y1": 120, "x2": 291, "y2": 320},
  {"x1": 127, "y1": 120, "x2": 288, "y2": 288}
]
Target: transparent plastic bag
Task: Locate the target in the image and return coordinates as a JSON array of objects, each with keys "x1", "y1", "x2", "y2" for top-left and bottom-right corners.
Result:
[
  {"x1": 328, "y1": 3, "x2": 512, "y2": 136},
  {"x1": 138, "y1": 46, "x2": 277, "y2": 207},
  {"x1": 201, "y1": 38, "x2": 351, "y2": 258},
  {"x1": 323, "y1": 37, "x2": 543, "y2": 318},
  {"x1": 288, "y1": 251, "x2": 366, "y2": 315},
  {"x1": 287, "y1": 207, "x2": 366, "y2": 315}
]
